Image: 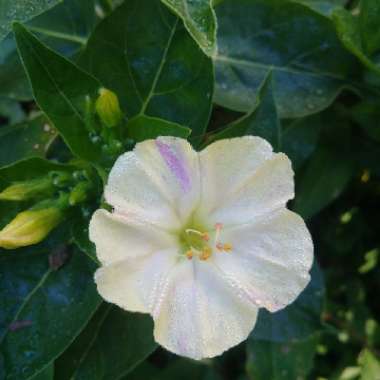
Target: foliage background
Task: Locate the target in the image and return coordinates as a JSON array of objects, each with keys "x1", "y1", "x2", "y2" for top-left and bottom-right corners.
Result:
[{"x1": 0, "y1": 0, "x2": 379, "y2": 379}]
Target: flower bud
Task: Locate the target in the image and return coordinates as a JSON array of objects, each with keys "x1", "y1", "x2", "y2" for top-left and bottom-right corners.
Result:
[
  {"x1": 95, "y1": 88, "x2": 123, "y2": 128},
  {"x1": 69, "y1": 182, "x2": 91, "y2": 206},
  {"x1": 0, "y1": 178, "x2": 53, "y2": 202},
  {"x1": 0, "y1": 207, "x2": 63, "y2": 249}
]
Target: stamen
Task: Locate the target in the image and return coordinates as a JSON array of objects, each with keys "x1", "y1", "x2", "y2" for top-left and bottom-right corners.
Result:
[
  {"x1": 214, "y1": 223, "x2": 233, "y2": 253},
  {"x1": 199, "y1": 246, "x2": 212, "y2": 261},
  {"x1": 214, "y1": 223, "x2": 223, "y2": 246},
  {"x1": 182, "y1": 222, "x2": 233, "y2": 262}
]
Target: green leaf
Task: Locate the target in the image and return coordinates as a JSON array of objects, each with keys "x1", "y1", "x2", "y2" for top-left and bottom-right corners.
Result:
[
  {"x1": 79, "y1": 0, "x2": 213, "y2": 138},
  {"x1": 208, "y1": 73, "x2": 281, "y2": 150},
  {"x1": 332, "y1": 8, "x2": 380, "y2": 75},
  {"x1": 251, "y1": 262, "x2": 324, "y2": 342},
  {"x1": 209, "y1": 73, "x2": 321, "y2": 169},
  {"x1": 359, "y1": 0, "x2": 380, "y2": 56},
  {"x1": 13, "y1": 23, "x2": 107, "y2": 166},
  {"x1": 358, "y1": 349, "x2": 380, "y2": 380},
  {"x1": 124, "y1": 359, "x2": 221, "y2": 380},
  {"x1": 0, "y1": 0, "x2": 60, "y2": 43},
  {"x1": 121, "y1": 363, "x2": 160, "y2": 380},
  {"x1": 0, "y1": 32, "x2": 31, "y2": 100},
  {"x1": 331, "y1": 0, "x2": 380, "y2": 75},
  {"x1": 56, "y1": 303, "x2": 157, "y2": 380},
  {"x1": 293, "y1": 145, "x2": 354, "y2": 220},
  {"x1": 0, "y1": 115, "x2": 57, "y2": 167},
  {"x1": 54, "y1": 304, "x2": 109, "y2": 380},
  {"x1": 294, "y1": 0, "x2": 344, "y2": 17},
  {"x1": 71, "y1": 211, "x2": 98, "y2": 264},
  {"x1": 126, "y1": 115, "x2": 191, "y2": 142},
  {"x1": 30, "y1": 364, "x2": 54, "y2": 380},
  {"x1": 351, "y1": 101, "x2": 380, "y2": 142},
  {"x1": 338, "y1": 366, "x2": 362, "y2": 380},
  {"x1": 281, "y1": 114, "x2": 322, "y2": 170},
  {"x1": 0, "y1": 0, "x2": 96, "y2": 101},
  {"x1": 213, "y1": 0, "x2": 358, "y2": 118},
  {"x1": 0, "y1": 157, "x2": 73, "y2": 187},
  {"x1": 246, "y1": 335, "x2": 318, "y2": 380},
  {"x1": 0, "y1": 244, "x2": 101, "y2": 380},
  {"x1": 160, "y1": 0, "x2": 217, "y2": 56}
]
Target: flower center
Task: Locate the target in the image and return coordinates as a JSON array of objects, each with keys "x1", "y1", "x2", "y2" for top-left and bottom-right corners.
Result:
[{"x1": 180, "y1": 222, "x2": 232, "y2": 261}]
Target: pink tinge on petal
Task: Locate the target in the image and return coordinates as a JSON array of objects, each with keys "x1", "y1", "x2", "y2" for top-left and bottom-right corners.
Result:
[{"x1": 156, "y1": 139, "x2": 191, "y2": 193}]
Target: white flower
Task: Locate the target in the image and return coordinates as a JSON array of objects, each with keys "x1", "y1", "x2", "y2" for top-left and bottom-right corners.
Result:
[{"x1": 89, "y1": 136, "x2": 313, "y2": 360}]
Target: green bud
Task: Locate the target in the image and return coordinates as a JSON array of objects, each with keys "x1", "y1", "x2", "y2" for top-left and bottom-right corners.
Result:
[
  {"x1": 50, "y1": 171, "x2": 72, "y2": 188},
  {"x1": 0, "y1": 206, "x2": 63, "y2": 249},
  {"x1": 0, "y1": 178, "x2": 53, "y2": 202},
  {"x1": 69, "y1": 182, "x2": 91, "y2": 206},
  {"x1": 95, "y1": 88, "x2": 123, "y2": 128}
]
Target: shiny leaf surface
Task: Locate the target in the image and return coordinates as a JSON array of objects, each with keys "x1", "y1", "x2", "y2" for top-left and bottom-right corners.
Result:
[
  {"x1": 160, "y1": 0, "x2": 217, "y2": 56},
  {"x1": 0, "y1": 244, "x2": 101, "y2": 380},
  {"x1": 80, "y1": 0, "x2": 213, "y2": 137},
  {"x1": 213, "y1": 0, "x2": 358, "y2": 118},
  {"x1": 13, "y1": 23, "x2": 105, "y2": 164},
  {"x1": 0, "y1": 0, "x2": 59, "y2": 42}
]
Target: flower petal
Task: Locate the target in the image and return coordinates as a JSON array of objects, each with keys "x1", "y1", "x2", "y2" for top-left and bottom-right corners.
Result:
[
  {"x1": 105, "y1": 137, "x2": 200, "y2": 229},
  {"x1": 89, "y1": 209, "x2": 177, "y2": 265},
  {"x1": 211, "y1": 209, "x2": 313, "y2": 312},
  {"x1": 95, "y1": 249, "x2": 177, "y2": 313},
  {"x1": 198, "y1": 137, "x2": 294, "y2": 226},
  {"x1": 153, "y1": 260, "x2": 259, "y2": 360}
]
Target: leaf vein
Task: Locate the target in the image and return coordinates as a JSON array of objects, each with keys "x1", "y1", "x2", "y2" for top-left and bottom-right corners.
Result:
[{"x1": 139, "y1": 18, "x2": 179, "y2": 115}]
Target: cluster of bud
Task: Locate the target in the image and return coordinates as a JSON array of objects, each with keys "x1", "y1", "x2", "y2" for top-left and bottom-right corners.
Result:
[
  {"x1": 0, "y1": 87, "x2": 124, "y2": 250},
  {"x1": 0, "y1": 169, "x2": 93, "y2": 250}
]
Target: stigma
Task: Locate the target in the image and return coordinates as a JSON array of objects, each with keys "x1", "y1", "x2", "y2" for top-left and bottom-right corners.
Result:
[{"x1": 183, "y1": 223, "x2": 232, "y2": 262}]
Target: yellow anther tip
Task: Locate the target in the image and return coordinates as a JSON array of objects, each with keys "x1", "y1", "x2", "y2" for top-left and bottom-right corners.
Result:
[
  {"x1": 186, "y1": 250, "x2": 193, "y2": 260},
  {"x1": 223, "y1": 243, "x2": 232, "y2": 252},
  {"x1": 202, "y1": 233, "x2": 209, "y2": 241},
  {"x1": 200, "y1": 247, "x2": 212, "y2": 261}
]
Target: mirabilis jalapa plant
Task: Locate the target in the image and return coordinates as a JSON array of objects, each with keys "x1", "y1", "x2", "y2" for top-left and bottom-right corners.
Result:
[
  {"x1": 0, "y1": 8, "x2": 314, "y2": 366},
  {"x1": 4, "y1": 0, "x2": 380, "y2": 377},
  {"x1": 89, "y1": 135, "x2": 314, "y2": 359},
  {"x1": 0, "y1": 66, "x2": 314, "y2": 361},
  {"x1": 0, "y1": 86, "x2": 314, "y2": 360}
]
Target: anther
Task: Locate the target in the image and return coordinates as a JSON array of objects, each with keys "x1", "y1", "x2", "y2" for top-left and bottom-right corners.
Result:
[
  {"x1": 223, "y1": 243, "x2": 232, "y2": 252},
  {"x1": 202, "y1": 233, "x2": 210, "y2": 242},
  {"x1": 186, "y1": 250, "x2": 193, "y2": 260},
  {"x1": 216, "y1": 242, "x2": 224, "y2": 252},
  {"x1": 199, "y1": 246, "x2": 212, "y2": 261}
]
